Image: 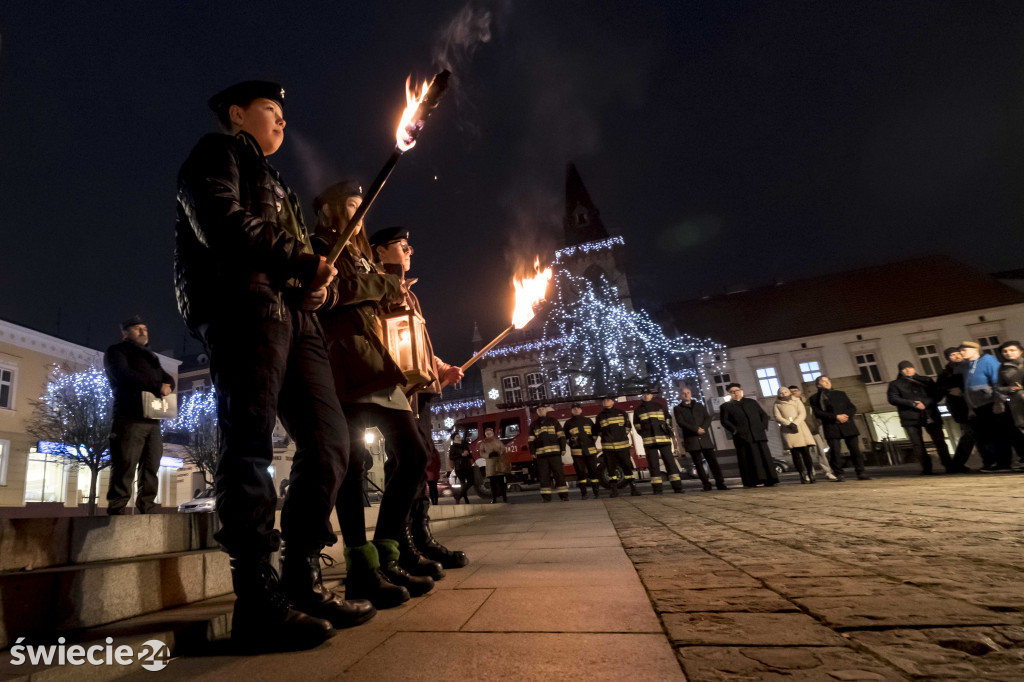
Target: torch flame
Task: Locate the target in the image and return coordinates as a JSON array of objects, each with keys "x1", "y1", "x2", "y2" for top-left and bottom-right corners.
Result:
[
  {"x1": 396, "y1": 75, "x2": 431, "y2": 152},
  {"x1": 511, "y1": 257, "x2": 553, "y2": 329}
]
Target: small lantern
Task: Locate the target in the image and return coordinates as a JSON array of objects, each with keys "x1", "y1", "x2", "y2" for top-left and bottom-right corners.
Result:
[{"x1": 382, "y1": 308, "x2": 435, "y2": 389}]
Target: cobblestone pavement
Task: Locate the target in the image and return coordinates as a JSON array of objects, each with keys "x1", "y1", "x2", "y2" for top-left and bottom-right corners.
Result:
[{"x1": 606, "y1": 469, "x2": 1024, "y2": 680}]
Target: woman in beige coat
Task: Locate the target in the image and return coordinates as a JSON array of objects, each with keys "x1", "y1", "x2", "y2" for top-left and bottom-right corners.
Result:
[
  {"x1": 773, "y1": 386, "x2": 817, "y2": 483},
  {"x1": 480, "y1": 428, "x2": 511, "y2": 503}
]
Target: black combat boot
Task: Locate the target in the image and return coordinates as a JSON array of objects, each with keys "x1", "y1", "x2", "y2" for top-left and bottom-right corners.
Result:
[
  {"x1": 579, "y1": 484, "x2": 588, "y2": 500},
  {"x1": 558, "y1": 491, "x2": 569, "y2": 501},
  {"x1": 410, "y1": 498, "x2": 469, "y2": 569},
  {"x1": 629, "y1": 480, "x2": 641, "y2": 496},
  {"x1": 609, "y1": 481, "x2": 619, "y2": 498},
  {"x1": 670, "y1": 479, "x2": 683, "y2": 493},
  {"x1": 398, "y1": 526, "x2": 446, "y2": 580},
  {"x1": 374, "y1": 539, "x2": 434, "y2": 597},
  {"x1": 343, "y1": 543, "x2": 410, "y2": 609},
  {"x1": 229, "y1": 555, "x2": 336, "y2": 652},
  {"x1": 591, "y1": 481, "x2": 600, "y2": 498},
  {"x1": 651, "y1": 482, "x2": 664, "y2": 495},
  {"x1": 281, "y1": 548, "x2": 376, "y2": 630},
  {"x1": 542, "y1": 493, "x2": 552, "y2": 502}
]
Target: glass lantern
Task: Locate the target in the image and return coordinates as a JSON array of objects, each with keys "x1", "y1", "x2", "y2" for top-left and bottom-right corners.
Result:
[{"x1": 382, "y1": 308, "x2": 435, "y2": 389}]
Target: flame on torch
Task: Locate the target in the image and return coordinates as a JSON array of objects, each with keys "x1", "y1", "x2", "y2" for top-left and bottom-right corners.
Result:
[
  {"x1": 511, "y1": 257, "x2": 553, "y2": 329},
  {"x1": 397, "y1": 76, "x2": 432, "y2": 152}
]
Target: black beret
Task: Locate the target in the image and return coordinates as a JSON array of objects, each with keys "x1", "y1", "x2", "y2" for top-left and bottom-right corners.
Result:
[
  {"x1": 943, "y1": 346, "x2": 959, "y2": 360},
  {"x1": 897, "y1": 360, "x2": 914, "y2": 371},
  {"x1": 369, "y1": 226, "x2": 410, "y2": 248},
  {"x1": 121, "y1": 315, "x2": 145, "y2": 330},
  {"x1": 571, "y1": 402, "x2": 583, "y2": 409},
  {"x1": 313, "y1": 180, "x2": 363, "y2": 214},
  {"x1": 208, "y1": 80, "x2": 285, "y2": 115}
]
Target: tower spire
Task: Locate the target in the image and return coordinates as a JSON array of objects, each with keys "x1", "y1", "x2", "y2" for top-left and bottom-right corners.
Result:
[{"x1": 563, "y1": 163, "x2": 609, "y2": 246}]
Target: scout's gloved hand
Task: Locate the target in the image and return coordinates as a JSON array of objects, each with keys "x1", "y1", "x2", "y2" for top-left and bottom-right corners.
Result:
[
  {"x1": 310, "y1": 256, "x2": 337, "y2": 289},
  {"x1": 302, "y1": 286, "x2": 329, "y2": 311}
]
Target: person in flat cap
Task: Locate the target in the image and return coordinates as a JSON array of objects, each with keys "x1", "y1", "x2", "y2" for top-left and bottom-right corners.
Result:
[
  {"x1": 310, "y1": 181, "x2": 439, "y2": 609},
  {"x1": 957, "y1": 340, "x2": 1010, "y2": 470},
  {"x1": 887, "y1": 361, "x2": 952, "y2": 474},
  {"x1": 102, "y1": 316, "x2": 174, "y2": 515},
  {"x1": 175, "y1": 83, "x2": 374, "y2": 650},
  {"x1": 597, "y1": 395, "x2": 640, "y2": 496}
]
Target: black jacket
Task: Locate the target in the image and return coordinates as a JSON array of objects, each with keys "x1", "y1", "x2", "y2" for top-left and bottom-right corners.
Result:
[
  {"x1": 596, "y1": 407, "x2": 633, "y2": 451},
  {"x1": 886, "y1": 374, "x2": 942, "y2": 427},
  {"x1": 634, "y1": 400, "x2": 673, "y2": 446},
  {"x1": 528, "y1": 415, "x2": 566, "y2": 457},
  {"x1": 175, "y1": 131, "x2": 321, "y2": 334},
  {"x1": 564, "y1": 415, "x2": 598, "y2": 457},
  {"x1": 937, "y1": 361, "x2": 970, "y2": 423},
  {"x1": 313, "y1": 240, "x2": 405, "y2": 403},
  {"x1": 719, "y1": 397, "x2": 769, "y2": 443},
  {"x1": 449, "y1": 442, "x2": 474, "y2": 471},
  {"x1": 103, "y1": 340, "x2": 175, "y2": 421},
  {"x1": 673, "y1": 400, "x2": 714, "y2": 450},
  {"x1": 808, "y1": 389, "x2": 860, "y2": 439}
]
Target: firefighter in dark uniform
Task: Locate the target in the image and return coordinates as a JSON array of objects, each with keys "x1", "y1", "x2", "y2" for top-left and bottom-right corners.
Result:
[
  {"x1": 528, "y1": 406, "x2": 568, "y2": 501},
  {"x1": 174, "y1": 81, "x2": 373, "y2": 651},
  {"x1": 635, "y1": 390, "x2": 683, "y2": 494},
  {"x1": 564, "y1": 402, "x2": 601, "y2": 499},
  {"x1": 596, "y1": 395, "x2": 640, "y2": 497}
]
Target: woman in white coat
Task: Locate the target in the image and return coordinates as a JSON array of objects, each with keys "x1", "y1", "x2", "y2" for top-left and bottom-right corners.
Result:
[{"x1": 773, "y1": 386, "x2": 817, "y2": 483}]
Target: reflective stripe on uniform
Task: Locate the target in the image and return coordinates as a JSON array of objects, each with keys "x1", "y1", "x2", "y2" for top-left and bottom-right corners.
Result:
[
  {"x1": 540, "y1": 488, "x2": 552, "y2": 494},
  {"x1": 641, "y1": 436, "x2": 671, "y2": 445},
  {"x1": 669, "y1": 474, "x2": 681, "y2": 481},
  {"x1": 603, "y1": 441, "x2": 630, "y2": 449},
  {"x1": 650, "y1": 477, "x2": 663, "y2": 484},
  {"x1": 535, "y1": 445, "x2": 561, "y2": 455},
  {"x1": 624, "y1": 474, "x2": 635, "y2": 480},
  {"x1": 556, "y1": 486, "x2": 569, "y2": 493}
]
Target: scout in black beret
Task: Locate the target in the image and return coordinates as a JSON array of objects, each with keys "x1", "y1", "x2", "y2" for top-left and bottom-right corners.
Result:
[
  {"x1": 368, "y1": 226, "x2": 410, "y2": 248},
  {"x1": 209, "y1": 80, "x2": 285, "y2": 128},
  {"x1": 207, "y1": 80, "x2": 287, "y2": 156}
]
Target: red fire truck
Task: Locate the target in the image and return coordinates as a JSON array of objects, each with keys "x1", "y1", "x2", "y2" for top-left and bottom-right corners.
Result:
[{"x1": 453, "y1": 396, "x2": 676, "y2": 490}]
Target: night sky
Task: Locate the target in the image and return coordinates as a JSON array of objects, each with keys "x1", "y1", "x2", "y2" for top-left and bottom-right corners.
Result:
[{"x1": 2, "y1": 1, "x2": 1024, "y2": 365}]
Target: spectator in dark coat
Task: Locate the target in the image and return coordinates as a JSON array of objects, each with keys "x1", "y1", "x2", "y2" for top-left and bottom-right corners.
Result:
[
  {"x1": 719, "y1": 383, "x2": 778, "y2": 488},
  {"x1": 886, "y1": 361, "x2": 953, "y2": 474},
  {"x1": 937, "y1": 347, "x2": 974, "y2": 472},
  {"x1": 958, "y1": 341, "x2": 1011, "y2": 470},
  {"x1": 808, "y1": 376, "x2": 871, "y2": 481},
  {"x1": 995, "y1": 340, "x2": 1024, "y2": 466},
  {"x1": 103, "y1": 316, "x2": 175, "y2": 515},
  {"x1": 673, "y1": 388, "x2": 727, "y2": 490}
]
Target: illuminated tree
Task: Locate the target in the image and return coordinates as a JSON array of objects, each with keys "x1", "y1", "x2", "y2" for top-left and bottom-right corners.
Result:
[
  {"x1": 164, "y1": 388, "x2": 219, "y2": 488},
  {"x1": 26, "y1": 365, "x2": 113, "y2": 516}
]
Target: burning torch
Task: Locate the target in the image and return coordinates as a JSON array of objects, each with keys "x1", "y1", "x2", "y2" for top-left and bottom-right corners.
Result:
[
  {"x1": 460, "y1": 258, "x2": 554, "y2": 372},
  {"x1": 325, "y1": 70, "x2": 451, "y2": 266}
]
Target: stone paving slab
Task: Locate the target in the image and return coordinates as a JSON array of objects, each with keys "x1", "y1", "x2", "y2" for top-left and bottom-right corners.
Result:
[
  {"x1": 848, "y1": 626, "x2": 1024, "y2": 679},
  {"x1": 341, "y1": 632, "x2": 683, "y2": 681},
  {"x1": 462, "y1": 585, "x2": 661, "y2": 633},
  {"x1": 676, "y1": 646, "x2": 901, "y2": 681},
  {"x1": 649, "y1": 587, "x2": 799, "y2": 614},
  {"x1": 663, "y1": 612, "x2": 849, "y2": 646},
  {"x1": 458, "y1": 562, "x2": 642, "y2": 589},
  {"x1": 795, "y1": 593, "x2": 1019, "y2": 629}
]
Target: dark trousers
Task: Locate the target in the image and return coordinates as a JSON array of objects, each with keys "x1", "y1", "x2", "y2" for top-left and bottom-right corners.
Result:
[
  {"x1": 688, "y1": 448, "x2": 725, "y2": 486},
  {"x1": 207, "y1": 303, "x2": 346, "y2": 558},
  {"x1": 952, "y1": 421, "x2": 975, "y2": 468},
  {"x1": 455, "y1": 469, "x2": 474, "y2": 502},
  {"x1": 826, "y1": 435, "x2": 865, "y2": 475},
  {"x1": 536, "y1": 455, "x2": 567, "y2": 496},
  {"x1": 571, "y1": 453, "x2": 600, "y2": 485},
  {"x1": 106, "y1": 418, "x2": 162, "y2": 512},
  {"x1": 971, "y1": 404, "x2": 1011, "y2": 468},
  {"x1": 603, "y1": 448, "x2": 635, "y2": 481},
  {"x1": 489, "y1": 475, "x2": 507, "y2": 500},
  {"x1": 734, "y1": 439, "x2": 778, "y2": 486},
  {"x1": 427, "y1": 480, "x2": 439, "y2": 505},
  {"x1": 790, "y1": 446, "x2": 814, "y2": 476},
  {"x1": 644, "y1": 443, "x2": 681, "y2": 484},
  {"x1": 339, "y1": 404, "x2": 429, "y2": 543},
  {"x1": 905, "y1": 422, "x2": 952, "y2": 472}
]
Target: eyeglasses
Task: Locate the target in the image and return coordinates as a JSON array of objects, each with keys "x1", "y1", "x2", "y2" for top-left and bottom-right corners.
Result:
[{"x1": 387, "y1": 240, "x2": 414, "y2": 255}]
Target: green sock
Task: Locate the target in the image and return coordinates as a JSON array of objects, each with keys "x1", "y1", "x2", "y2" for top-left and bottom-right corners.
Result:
[
  {"x1": 344, "y1": 542, "x2": 380, "y2": 571},
  {"x1": 372, "y1": 538, "x2": 401, "y2": 563}
]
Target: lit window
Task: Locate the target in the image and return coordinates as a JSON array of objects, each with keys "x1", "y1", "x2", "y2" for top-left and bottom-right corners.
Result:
[
  {"x1": 23, "y1": 449, "x2": 68, "y2": 503},
  {"x1": 502, "y1": 375, "x2": 522, "y2": 404},
  {"x1": 756, "y1": 367, "x2": 781, "y2": 398},
  {"x1": 914, "y1": 345, "x2": 943, "y2": 377},
  {"x1": 526, "y1": 373, "x2": 547, "y2": 401},
  {"x1": 0, "y1": 367, "x2": 14, "y2": 409},
  {"x1": 978, "y1": 336, "x2": 1001, "y2": 357},
  {"x1": 855, "y1": 353, "x2": 883, "y2": 383},
  {"x1": 799, "y1": 361, "x2": 822, "y2": 383}
]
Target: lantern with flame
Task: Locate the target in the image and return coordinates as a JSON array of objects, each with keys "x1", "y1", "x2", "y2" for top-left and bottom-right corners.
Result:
[{"x1": 382, "y1": 308, "x2": 436, "y2": 390}]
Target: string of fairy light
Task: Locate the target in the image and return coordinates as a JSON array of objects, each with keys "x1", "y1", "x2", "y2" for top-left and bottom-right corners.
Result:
[
  {"x1": 479, "y1": 237, "x2": 726, "y2": 405},
  {"x1": 163, "y1": 388, "x2": 217, "y2": 434}
]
